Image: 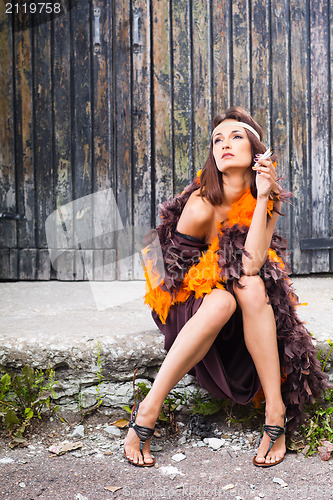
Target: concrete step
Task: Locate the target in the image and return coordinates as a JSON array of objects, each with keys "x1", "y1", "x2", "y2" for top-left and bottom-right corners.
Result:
[{"x1": 0, "y1": 278, "x2": 332, "y2": 413}]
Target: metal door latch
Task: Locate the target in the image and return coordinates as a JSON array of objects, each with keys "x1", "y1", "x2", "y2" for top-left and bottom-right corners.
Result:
[
  {"x1": 94, "y1": 8, "x2": 101, "y2": 53},
  {"x1": 133, "y1": 11, "x2": 141, "y2": 51}
]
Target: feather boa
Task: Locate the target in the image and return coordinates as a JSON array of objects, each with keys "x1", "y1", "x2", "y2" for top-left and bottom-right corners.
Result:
[{"x1": 143, "y1": 175, "x2": 329, "y2": 427}]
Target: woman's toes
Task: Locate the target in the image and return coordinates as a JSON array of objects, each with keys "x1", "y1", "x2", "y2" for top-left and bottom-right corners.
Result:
[
  {"x1": 132, "y1": 450, "x2": 142, "y2": 465},
  {"x1": 143, "y1": 453, "x2": 154, "y2": 464}
]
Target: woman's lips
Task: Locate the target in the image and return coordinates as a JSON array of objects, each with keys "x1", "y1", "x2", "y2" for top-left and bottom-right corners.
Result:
[{"x1": 221, "y1": 153, "x2": 234, "y2": 159}]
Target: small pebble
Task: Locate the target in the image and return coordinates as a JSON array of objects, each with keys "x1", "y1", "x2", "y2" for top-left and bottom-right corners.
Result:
[
  {"x1": 205, "y1": 437, "x2": 225, "y2": 450},
  {"x1": 273, "y1": 477, "x2": 288, "y2": 488},
  {"x1": 159, "y1": 465, "x2": 184, "y2": 476},
  {"x1": 0, "y1": 457, "x2": 14, "y2": 464},
  {"x1": 150, "y1": 444, "x2": 163, "y2": 452},
  {"x1": 71, "y1": 425, "x2": 85, "y2": 438},
  {"x1": 19, "y1": 483, "x2": 26, "y2": 488},
  {"x1": 171, "y1": 453, "x2": 186, "y2": 462},
  {"x1": 222, "y1": 484, "x2": 235, "y2": 491},
  {"x1": 105, "y1": 425, "x2": 121, "y2": 437}
]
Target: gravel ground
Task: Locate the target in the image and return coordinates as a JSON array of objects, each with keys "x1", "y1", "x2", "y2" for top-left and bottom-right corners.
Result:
[{"x1": 1, "y1": 412, "x2": 333, "y2": 500}]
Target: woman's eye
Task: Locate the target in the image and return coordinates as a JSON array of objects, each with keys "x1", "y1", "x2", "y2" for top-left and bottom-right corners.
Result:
[
  {"x1": 233, "y1": 135, "x2": 243, "y2": 139},
  {"x1": 214, "y1": 138, "x2": 222, "y2": 144}
]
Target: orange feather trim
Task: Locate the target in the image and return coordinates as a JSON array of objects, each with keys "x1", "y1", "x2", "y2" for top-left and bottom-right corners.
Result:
[
  {"x1": 144, "y1": 234, "x2": 225, "y2": 324},
  {"x1": 227, "y1": 188, "x2": 274, "y2": 228},
  {"x1": 227, "y1": 189, "x2": 257, "y2": 228},
  {"x1": 144, "y1": 189, "x2": 281, "y2": 323}
]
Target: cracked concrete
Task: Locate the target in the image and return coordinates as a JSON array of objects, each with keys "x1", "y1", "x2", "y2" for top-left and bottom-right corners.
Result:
[{"x1": 0, "y1": 277, "x2": 332, "y2": 410}]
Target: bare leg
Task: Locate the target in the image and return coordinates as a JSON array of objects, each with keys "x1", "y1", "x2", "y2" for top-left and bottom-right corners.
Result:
[
  {"x1": 124, "y1": 289, "x2": 236, "y2": 465},
  {"x1": 234, "y1": 275, "x2": 286, "y2": 465}
]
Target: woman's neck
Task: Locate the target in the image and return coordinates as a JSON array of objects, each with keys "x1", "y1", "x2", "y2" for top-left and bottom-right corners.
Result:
[{"x1": 222, "y1": 169, "x2": 251, "y2": 206}]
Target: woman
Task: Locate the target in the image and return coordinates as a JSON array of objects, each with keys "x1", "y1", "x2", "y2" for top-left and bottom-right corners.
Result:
[{"x1": 124, "y1": 107, "x2": 327, "y2": 468}]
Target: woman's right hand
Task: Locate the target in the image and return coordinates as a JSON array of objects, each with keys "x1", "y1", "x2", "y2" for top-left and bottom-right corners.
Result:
[{"x1": 252, "y1": 156, "x2": 278, "y2": 199}]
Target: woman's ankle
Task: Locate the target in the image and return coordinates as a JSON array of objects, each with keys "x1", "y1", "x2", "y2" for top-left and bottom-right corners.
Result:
[
  {"x1": 136, "y1": 398, "x2": 161, "y2": 424},
  {"x1": 264, "y1": 401, "x2": 286, "y2": 420}
]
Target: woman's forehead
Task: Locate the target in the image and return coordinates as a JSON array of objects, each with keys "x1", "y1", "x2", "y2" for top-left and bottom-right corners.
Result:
[{"x1": 213, "y1": 120, "x2": 245, "y2": 136}]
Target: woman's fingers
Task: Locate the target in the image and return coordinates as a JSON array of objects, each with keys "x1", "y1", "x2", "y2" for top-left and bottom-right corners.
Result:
[
  {"x1": 253, "y1": 157, "x2": 279, "y2": 197},
  {"x1": 253, "y1": 159, "x2": 277, "y2": 181},
  {"x1": 253, "y1": 158, "x2": 275, "y2": 171}
]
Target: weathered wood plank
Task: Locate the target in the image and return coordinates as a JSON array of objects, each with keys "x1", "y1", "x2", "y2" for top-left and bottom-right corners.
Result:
[
  {"x1": 91, "y1": 0, "x2": 115, "y2": 266},
  {"x1": 101, "y1": 249, "x2": 117, "y2": 280},
  {"x1": 192, "y1": 0, "x2": 211, "y2": 172},
  {"x1": 152, "y1": 0, "x2": 173, "y2": 223},
  {"x1": 75, "y1": 249, "x2": 93, "y2": 280},
  {"x1": 270, "y1": 0, "x2": 291, "y2": 262},
  {"x1": 132, "y1": 0, "x2": 152, "y2": 279},
  {"x1": 310, "y1": 0, "x2": 330, "y2": 272},
  {"x1": 232, "y1": 0, "x2": 250, "y2": 109},
  {"x1": 33, "y1": 18, "x2": 53, "y2": 274},
  {"x1": 55, "y1": 250, "x2": 75, "y2": 280},
  {"x1": 19, "y1": 249, "x2": 37, "y2": 280},
  {"x1": 36, "y1": 250, "x2": 51, "y2": 280},
  {"x1": 0, "y1": 9, "x2": 16, "y2": 255},
  {"x1": 92, "y1": 249, "x2": 116, "y2": 280},
  {"x1": 251, "y1": 0, "x2": 269, "y2": 137},
  {"x1": 172, "y1": 0, "x2": 191, "y2": 194},
  {"x1": 14, "y1": 9, "x2": 35, "y2": 250},
  {"x1": 115, "y1": 0, "x2": 133, "y2": 279},
  {"x1": 53, "y1": 5, "x2": 74, "y2": 279},
  {"x1": 289, "y1": 0, "x2": 311, "y2": 274},
  {"x1": 72, "y1": 0, "x2": 93, "y2": 252},
  {"x1": 0, "y1": 249, "x2": 18, "y2": 280},
  {"x1": 331, "y1": 0, "x2": 333, "y2": 273},
  {"x1": 212, "y1": 0, "x2": 229, "y2": 115}
]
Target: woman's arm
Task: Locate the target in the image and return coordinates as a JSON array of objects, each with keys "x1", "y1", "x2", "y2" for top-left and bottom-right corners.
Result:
[{"x1": 242, "y1": 158, "x2": 280, "y2": 275}]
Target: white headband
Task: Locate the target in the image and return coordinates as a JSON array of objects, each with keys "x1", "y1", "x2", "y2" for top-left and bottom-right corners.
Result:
[{"x1": 212, "y1": 121, "x2": 261, "y2": 141}]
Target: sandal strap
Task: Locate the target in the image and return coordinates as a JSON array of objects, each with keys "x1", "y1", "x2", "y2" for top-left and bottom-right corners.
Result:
[
  {"x1": 263, "y1": 424, "x2": 286, "y2": 458},
  {"x1": 129, "y1": 402, "x2": 155, "y2": 454}
]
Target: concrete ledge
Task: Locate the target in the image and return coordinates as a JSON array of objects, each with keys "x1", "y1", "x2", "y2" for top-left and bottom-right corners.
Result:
[{"x1": 0, "y1": 277, "x2": 332, "y2": 411}]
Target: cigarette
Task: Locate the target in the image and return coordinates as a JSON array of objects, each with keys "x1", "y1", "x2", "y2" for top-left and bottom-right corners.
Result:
[{"x1": 254, "y1": 147, "x2": 273, "y2": 167}]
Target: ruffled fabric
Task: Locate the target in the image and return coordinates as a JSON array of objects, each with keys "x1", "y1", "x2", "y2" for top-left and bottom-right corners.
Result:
[
  {"x1": 142, "y1": 177, "x2": 329, "y2": 427},
  {"x1": 144, "y1": 184, "x2": 278, "y2": 324}
]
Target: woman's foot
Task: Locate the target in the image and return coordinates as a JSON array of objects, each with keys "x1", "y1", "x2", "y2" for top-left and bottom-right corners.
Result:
[
  {"x1": 124, "y1": 401, "x2": 157, "y2": 466},
  {"x1": 254, "y1": 404, "x2": 286, "y2": 466}
]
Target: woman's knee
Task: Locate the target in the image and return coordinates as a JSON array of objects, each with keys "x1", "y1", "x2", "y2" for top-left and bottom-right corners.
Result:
[
  {"x1": 204, "y1": 288, "x2": 237, "y2": 318},
  {"x1": 233, "y1": 275, "x2": 268, "y2": 311}
]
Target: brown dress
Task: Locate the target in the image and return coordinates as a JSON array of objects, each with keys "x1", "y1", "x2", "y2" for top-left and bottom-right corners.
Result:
[
  {"x1": 151, "y1": 231, "x2": 261, "y2": 404},
  {"x1": 145, "y1": 179, "x2": 328, "y2": 427}
]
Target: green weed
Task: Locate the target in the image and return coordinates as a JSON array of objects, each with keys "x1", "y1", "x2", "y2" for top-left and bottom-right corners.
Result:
[{"x1": 0, "y1": 364, "x2": 58, "y2": 442}]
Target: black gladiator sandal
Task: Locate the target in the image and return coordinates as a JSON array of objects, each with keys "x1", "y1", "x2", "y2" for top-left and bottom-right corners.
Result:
[
  {"x1": 125, "y1": 402, "x2": 156, "y2": 467},
  {"x1": 253, "y1": 419, "x2": 287, "y2": 468}
]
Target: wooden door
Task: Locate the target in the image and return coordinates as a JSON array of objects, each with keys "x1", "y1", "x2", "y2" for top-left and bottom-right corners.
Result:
[{"x1": 0, "y1": 0, "x2": 332, "y2": 279}]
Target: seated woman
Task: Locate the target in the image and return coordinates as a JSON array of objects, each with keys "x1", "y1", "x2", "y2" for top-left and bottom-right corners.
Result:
[{"x1": 124, "y1": 106, "x2": 328, "y2": 468}]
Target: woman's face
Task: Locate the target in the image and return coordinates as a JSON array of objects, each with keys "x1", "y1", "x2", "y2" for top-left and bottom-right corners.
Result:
[{"x1": 212, "y1": 120, "x2": 253, "y2": 173}]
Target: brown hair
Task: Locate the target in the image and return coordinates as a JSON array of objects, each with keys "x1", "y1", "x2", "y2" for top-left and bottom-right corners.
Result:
[{"x1": 199, "y1": 106, "x2": 272, "y2": 205}]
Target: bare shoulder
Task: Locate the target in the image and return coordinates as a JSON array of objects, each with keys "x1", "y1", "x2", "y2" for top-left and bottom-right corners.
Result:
[{"x1": 176, "y1": 189, "x2": 214, "y2": 241}]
